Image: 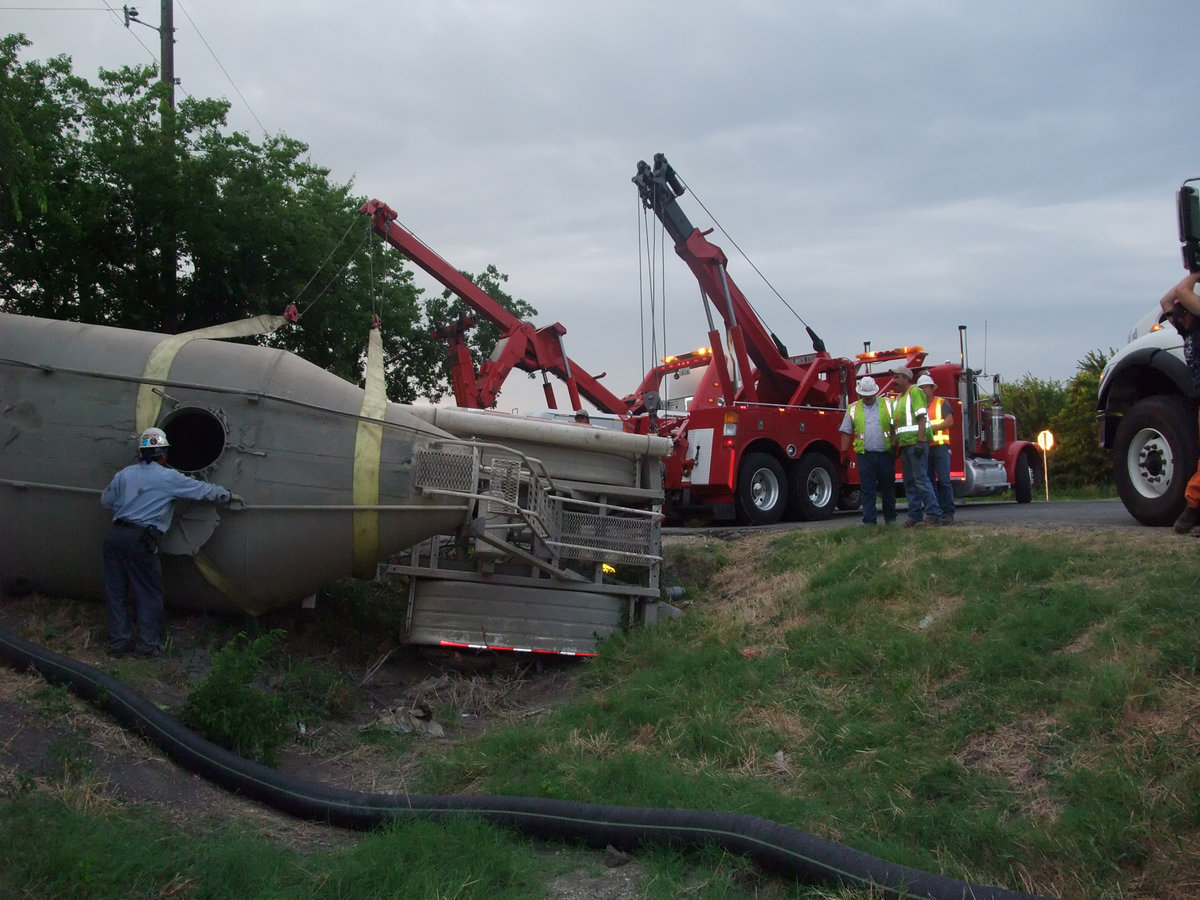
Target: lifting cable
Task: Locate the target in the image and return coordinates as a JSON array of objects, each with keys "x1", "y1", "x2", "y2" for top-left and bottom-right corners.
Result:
[
  {"x1": 636, "y1": 195, "x2": 648, "y2": 382},
  {"x1": 637, "y1": 184, "x2": 670, "y2": 381},
  {"x1": 288, "y1": 213, "x2": 374, "y2": 322},
  {"x1": 676, "y1": 174, "x2": 815, "y2": 336}
]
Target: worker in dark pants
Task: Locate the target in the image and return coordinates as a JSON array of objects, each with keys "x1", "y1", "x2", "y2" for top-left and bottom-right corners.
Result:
[
  {"x1": 100, "y1": 427, "x2": 237, "y2": 658},
  {"x1": 917, "y1": 372, "x2": 955, "y2": 525},
  {"x1": 838, "y1": 375, "x2": 898, "y2": 525},
  {"x1": 890, "y1": 366, "x2": 943, "y2": 527},
  {"x1": 1161, "y1": 272, "x2": 1200, "y2": 534}
]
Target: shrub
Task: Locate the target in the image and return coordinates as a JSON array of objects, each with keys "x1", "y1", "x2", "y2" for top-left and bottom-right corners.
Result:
[{"x1": 178, "y1": 630, "x2": 289, "y2": 765}]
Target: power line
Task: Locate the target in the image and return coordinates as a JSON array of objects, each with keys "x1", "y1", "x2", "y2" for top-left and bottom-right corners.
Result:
[
  {"x1": 10, "y1": 1, "x2": 266, "y2": 136},
  {"x1": 176, "y1": 0, "x2": 268, "y2": 137},
  {"x1": 98, "y1": 0, "x2": 159, "y2": 66}
]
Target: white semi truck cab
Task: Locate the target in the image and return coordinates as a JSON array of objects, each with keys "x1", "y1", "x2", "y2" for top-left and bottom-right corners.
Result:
[{"x1": 1098, "y1": 178, "x2": 1200, "y2": 525}]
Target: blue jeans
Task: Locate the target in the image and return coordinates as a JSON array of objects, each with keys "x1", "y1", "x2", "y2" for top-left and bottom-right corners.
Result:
[
  {"x1": 857, "y1": 450, "x2": 897, "y2": 524},
  {"x1": 102, "y1": 524, "x2": 164, "y2": 654},
  {"x1": 900, "y1": 444, "x2": 942, "y2": 522},
  {"x1": 927, "y1": 444, "x2": 955, "y2": 520}
]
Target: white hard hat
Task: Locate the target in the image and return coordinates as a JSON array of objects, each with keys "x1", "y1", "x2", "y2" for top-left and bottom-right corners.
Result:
[
  {"x1": 139, "y1": 427, "x2": 170, "y2": 451},
  {"x1": 856, "y1": 376, "x2": 880, "y2": 397},
  {"x1": 916, "y1": 372, "x2": 936, "y2": 387}
]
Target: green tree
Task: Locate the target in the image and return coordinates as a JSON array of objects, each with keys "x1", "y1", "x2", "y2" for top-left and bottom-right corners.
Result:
[
  {"x1": 1000, "y1": 373, "x2": 1064, "y2": 442},
  {"x1": 0, "y1": 35, "x2": 535, "y2": 405},
  {"x1": 1047, "y1": 349, "x2": 1113, "y2": 487}
]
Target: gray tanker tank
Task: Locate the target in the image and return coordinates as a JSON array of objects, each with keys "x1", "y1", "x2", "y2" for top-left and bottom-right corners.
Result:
[{"x1": 0, "y1": 312, "x2": 475, "y2": 614}]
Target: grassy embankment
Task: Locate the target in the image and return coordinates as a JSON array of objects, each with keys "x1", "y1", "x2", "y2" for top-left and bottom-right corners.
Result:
[{"x1": 1, "y1": 523, "x2": 1197, "y2": 899}]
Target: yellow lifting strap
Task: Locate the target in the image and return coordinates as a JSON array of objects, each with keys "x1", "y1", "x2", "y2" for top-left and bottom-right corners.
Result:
[
  {"x1": 352, "y1": 325, "x2": 388, "y2": 578},
  {"x1": 135, "y1": 314, "x2": 289, "y2": 430}
]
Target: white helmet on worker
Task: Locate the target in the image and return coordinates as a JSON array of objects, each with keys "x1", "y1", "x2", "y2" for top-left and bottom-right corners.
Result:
[
  {"x1": 856, "y1": 375, "x2": 880, "y2": 397},
  {"x1": 915, "y1": 372, "x2": 936, "y2": 387},
  {"x1": 139, "y1": 427, "x2": 170, "y2": 452}
]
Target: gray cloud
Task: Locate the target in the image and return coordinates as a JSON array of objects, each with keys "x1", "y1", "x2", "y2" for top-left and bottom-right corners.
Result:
[{"x1": 9, "y1": 0, "x2": 1199, "y2": 414}]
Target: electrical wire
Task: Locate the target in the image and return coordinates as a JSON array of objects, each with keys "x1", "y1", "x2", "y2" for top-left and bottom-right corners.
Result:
[
  {"x1": 175, "y1": 0, "x2": 268, "y2": 136},
  {"x1": 96, "y1": 0, "x2": 160, "y2": 66},
  {"x1": 32, "y1": 1, "x2": 266, "y2": 135}
]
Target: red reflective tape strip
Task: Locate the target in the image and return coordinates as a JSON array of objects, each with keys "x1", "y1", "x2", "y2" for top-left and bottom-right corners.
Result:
[{"x1": 439, "y1": 640, "x2": 594, "y2": 657}]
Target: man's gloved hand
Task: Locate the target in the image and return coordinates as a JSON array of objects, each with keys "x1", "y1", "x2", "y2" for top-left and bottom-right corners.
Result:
[{"x1": 913, "y1": 442, "x2": 926, "y2": 459}]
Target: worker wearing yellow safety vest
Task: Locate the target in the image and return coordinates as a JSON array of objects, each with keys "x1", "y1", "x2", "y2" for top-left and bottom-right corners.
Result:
[
  {"x1": 917, "y1": 371, "x2": 955, "y2": 525},
  {"x1": 838, "y1": 375, "x2": 897, "y2": 525},
  {"x1": 889, "y1": 366, "x2": 944, "y2": 527}
]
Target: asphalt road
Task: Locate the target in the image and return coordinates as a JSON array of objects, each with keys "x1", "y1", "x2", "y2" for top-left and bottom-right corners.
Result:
[{"x1": 663, "y1": 499, "x2": 1143, "y2": 537}]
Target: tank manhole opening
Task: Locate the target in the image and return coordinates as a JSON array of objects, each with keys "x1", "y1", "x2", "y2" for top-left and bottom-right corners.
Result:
[{"x1": 161, "y1": 407, "x2": 226, "y2": 473}]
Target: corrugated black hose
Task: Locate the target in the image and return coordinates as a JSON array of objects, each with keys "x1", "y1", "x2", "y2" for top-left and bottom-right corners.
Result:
[{"x1": 0, "y1": 624, "x2": 1053, "y2": 900}]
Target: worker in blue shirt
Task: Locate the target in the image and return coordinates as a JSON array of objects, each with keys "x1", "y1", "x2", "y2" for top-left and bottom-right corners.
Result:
[{"x1": 100, "y1": 427, "x2": 238, "y2": 658}]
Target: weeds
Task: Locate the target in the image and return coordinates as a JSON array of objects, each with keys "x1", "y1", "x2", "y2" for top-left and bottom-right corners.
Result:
[{"x1": 177, "y1": 629, "x2": 290, "y2": 765}]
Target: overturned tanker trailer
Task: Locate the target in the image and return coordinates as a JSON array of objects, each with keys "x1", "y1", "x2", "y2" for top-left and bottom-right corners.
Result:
[
  {"x1": 387, "y1": 405, "x2": 675, "y2": 655},
  {"x1": 0, "y1": 313, "x2": 673, "y2": 653}
]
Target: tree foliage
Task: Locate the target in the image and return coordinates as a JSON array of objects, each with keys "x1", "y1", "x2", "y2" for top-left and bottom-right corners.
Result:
[
  {"x1": 1047, "y1": 349, "x2": 1113, "y2": 487},
  {"x1": 1000, "y1": 351, "x2": 1114, "y2": 488},
  {"x1": 0, "y1": 34, "x2": 535, "y2": 405},
  {"x1": 1000, "y1": 373, "x2": 1065, "y2": 444}
]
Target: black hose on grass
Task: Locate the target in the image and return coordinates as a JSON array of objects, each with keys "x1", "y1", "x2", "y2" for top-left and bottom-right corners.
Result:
[{"x1": 0, "y1": 624, "x2": 1053, "y2": 900}]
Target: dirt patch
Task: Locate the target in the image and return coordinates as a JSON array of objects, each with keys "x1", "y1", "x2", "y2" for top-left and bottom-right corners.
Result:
[
  {"x1": 0, "y1": 592, "x2": 590, "y2": 857},
  {"x1": 953, "y1": 713, "x2": 1063, "y2": 821},
  {"x1": 0, "y1": 611, "x2": 656, "y2": 893}
]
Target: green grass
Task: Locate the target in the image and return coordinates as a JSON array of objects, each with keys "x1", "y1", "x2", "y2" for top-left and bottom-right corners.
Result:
[
  {"x1": 2, "y1": 525, "x2": 1197, "y2": 899},
  {"x1": 0, "y1": 793, "x2": 554, "y2": 899}
]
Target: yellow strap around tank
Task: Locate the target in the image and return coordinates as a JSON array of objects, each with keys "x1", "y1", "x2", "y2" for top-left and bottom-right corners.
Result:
[
  {"x1": 192, "y1": 551, "x2": 269, "y2": 616},
  {"x1": 352, "y1": 326, "x2": 387, "y2": 578},
  {"x1": 136, "y1": 315, "x2": 287, "y2": 603},
  {"x1": 135, "y1": 314, "x2": 288, "y2": 430}
]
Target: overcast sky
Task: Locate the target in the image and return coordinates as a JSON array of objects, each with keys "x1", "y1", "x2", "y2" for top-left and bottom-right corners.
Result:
[{"x1": 8, "y1": 0, "x2": 1200, "y2": 412}]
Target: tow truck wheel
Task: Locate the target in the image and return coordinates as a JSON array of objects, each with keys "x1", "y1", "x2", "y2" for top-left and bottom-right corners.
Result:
[
  {"x1": 1013, "y1": 451, "x2": 1034, "y2": 504},
  {"x1": 735, "y1": 452, "x2": 786, "y2": 525},
  {"x1": 836, "y1": 487, "x2": 862, "y2": 511},
  {"x1": 787, "y1": 454, "x2": 840, "y2": 521},
  {"x1": 1112, "y1": 395, "x2": 1198, "y2": 526}
]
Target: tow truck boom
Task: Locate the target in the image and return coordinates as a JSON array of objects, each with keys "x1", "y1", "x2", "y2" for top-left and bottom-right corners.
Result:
[
  {"x1": 360, "y1": 199, "x2": 633, "y2": 415},
  {"x1": 632, "y1": 154, "x2": 843, "y2": 409}
]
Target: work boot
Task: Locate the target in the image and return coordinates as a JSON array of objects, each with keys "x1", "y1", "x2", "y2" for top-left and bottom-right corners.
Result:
[{"x1": 1173, "y1": 504, "x2": 1200, "y2": 534}]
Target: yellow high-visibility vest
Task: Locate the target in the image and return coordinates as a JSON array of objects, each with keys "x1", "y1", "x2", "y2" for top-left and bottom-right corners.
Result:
[
  {"x1": 850, "y1": 399, "x2": 896, "y2": 453},
  {"x1": 928, "y1": 396, "x2": 951, "y2": 445},
  {"x1": 893, "y1": 387, "x2": 927, "y2": 446}
]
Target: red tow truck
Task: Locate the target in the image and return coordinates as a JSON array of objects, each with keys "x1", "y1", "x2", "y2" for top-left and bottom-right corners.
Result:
[
  {"x1": 630, "y1": 154, "x2": 1038, "y2": 523},
  {"x1": 360, "y1": 154, "x2": 1038, "y2": 526}
]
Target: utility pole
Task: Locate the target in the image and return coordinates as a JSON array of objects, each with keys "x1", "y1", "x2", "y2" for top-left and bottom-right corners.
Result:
[
  {"x1": 160, "y1": 0, "x2": 175, "y2": 109},
  {"x1": 123, "y1": 3, "x2": 176, "y2": 106},
  {"x1": 123, "y1": 2, "x2": 179, "y2": 320}
]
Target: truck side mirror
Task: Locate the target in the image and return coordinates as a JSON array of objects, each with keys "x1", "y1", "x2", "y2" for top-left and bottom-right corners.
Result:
[{"x1": 1178, "y1": 184, "x2": 1200, "y2": 272}]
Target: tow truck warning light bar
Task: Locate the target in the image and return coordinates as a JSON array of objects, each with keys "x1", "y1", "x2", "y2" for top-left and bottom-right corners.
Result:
[
  {"x1": 657, "y1": 347, "x2": 713, "y2": 372},
  {"x1": 855, "y1": 346, "x2": 925, "y2": 362}
]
